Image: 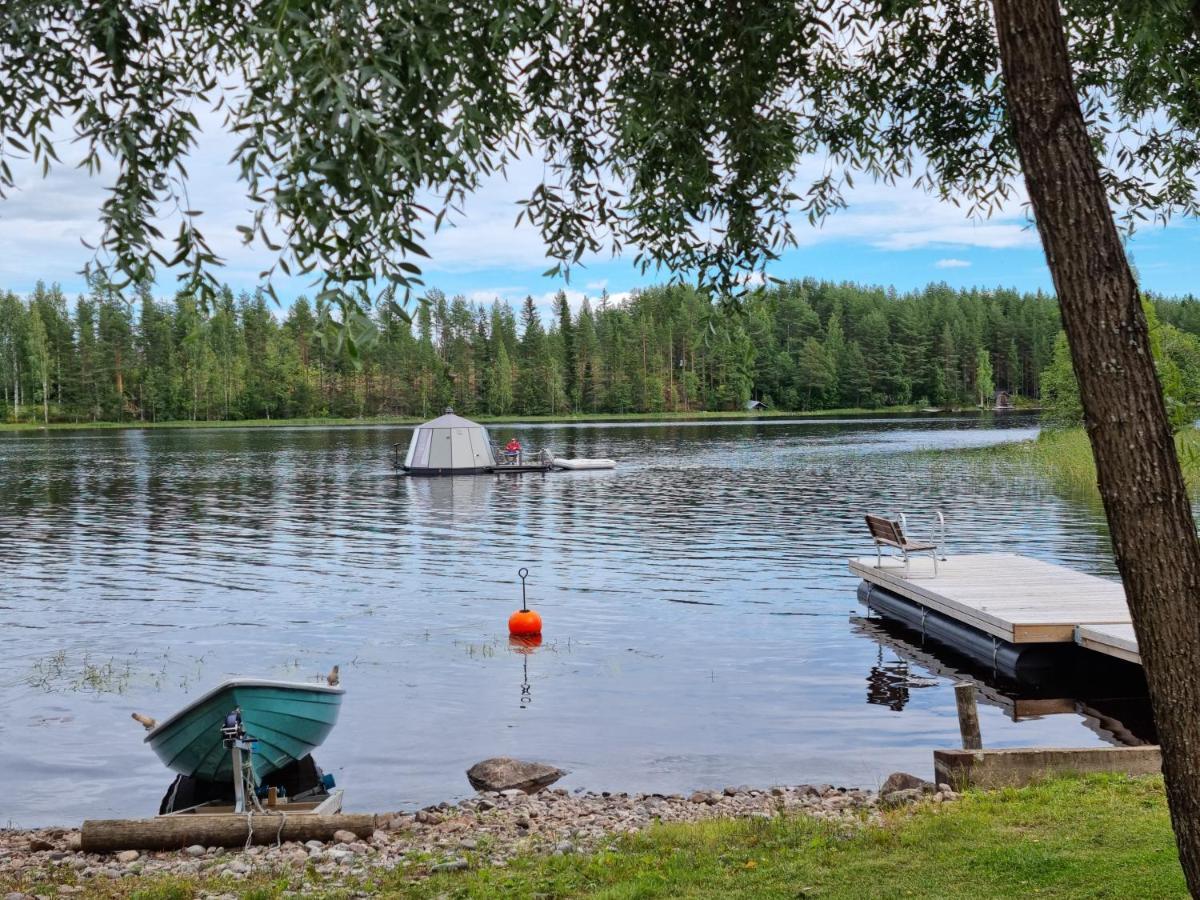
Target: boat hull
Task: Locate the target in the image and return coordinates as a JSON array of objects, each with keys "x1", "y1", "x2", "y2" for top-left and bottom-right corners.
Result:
[{"x1": 145, "y1": 680, "x2": 343, "y2": 784}]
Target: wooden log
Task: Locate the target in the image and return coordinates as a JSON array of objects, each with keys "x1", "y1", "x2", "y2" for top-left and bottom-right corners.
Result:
[
  {"x1": 80, "y1": 812, "x2": 378, "y2": 853},
  {"x1": 954, "y1": 681, "x2": 983, "y2": 750}
]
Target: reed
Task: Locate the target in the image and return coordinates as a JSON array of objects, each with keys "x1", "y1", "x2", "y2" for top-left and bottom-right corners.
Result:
[{"x1": 997, "y1": 426, "x2": 1200, "y2": 501}]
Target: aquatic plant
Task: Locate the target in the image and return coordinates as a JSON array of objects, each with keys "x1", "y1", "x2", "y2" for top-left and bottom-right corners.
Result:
[{"x1": 996, "y1": 427, "x2": 1200, "y2": 503}]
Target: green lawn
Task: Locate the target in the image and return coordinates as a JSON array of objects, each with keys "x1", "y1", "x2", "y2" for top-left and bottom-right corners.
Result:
[
  {"x1": 392, "y1": 775, "x2": 1182, "y2": 899},
  {"x1": 3, "y1": 775, "x2": 1185, "y2": 899}
]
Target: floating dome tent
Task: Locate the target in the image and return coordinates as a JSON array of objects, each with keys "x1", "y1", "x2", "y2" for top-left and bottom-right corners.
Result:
[{"x1": 403, "y1": 408, "x2": 497, "y2": 475}]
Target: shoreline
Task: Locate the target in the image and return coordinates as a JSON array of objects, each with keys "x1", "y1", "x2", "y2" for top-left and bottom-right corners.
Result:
[
  {"x1": 0, "y1": 779, "x2": 946, "y2": 894},
  {"x1": 0, "y1": 405, "x2": 1035, "y2": 434}
]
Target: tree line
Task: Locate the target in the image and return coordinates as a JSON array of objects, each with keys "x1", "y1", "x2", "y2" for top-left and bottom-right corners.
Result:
[{"x1": 1, "y1": 277, "x2": 1197, "y2": 425}]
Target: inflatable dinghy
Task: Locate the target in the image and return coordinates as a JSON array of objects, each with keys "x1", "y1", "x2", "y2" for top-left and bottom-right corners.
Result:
[{"x1": 553, "y1": 457, "x2": 616, "y2": 470}]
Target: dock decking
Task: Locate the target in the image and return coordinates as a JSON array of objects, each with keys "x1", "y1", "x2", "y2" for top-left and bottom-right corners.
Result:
[
  {"x1": 1075, "y1": 623, "x2": 1140, "y2": 665},
  {"x1": 849, "y1": 553, "x2": 1140, "y2": 663}
]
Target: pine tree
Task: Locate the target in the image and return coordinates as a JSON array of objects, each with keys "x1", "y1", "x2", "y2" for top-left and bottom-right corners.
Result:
[
  {"x1": 515, "y1": 296, "x2": 549, "y2": 414},
  {"x1": 555, "y1": 291, "x2": 577, "y2": 411}
]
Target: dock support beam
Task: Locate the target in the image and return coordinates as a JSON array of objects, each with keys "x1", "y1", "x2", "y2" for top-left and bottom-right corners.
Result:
[{"x1": 954, "y1": 682, "x2": 983, "y2": 750}]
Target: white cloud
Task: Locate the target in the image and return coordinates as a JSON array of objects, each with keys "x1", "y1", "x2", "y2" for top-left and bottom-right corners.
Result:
[
  {"x1": 934, "y1": 258, "x2": 972, "y2": 269},
  {"x1": 0, "y1": 112, "x2": 1071, "y2": 300}
]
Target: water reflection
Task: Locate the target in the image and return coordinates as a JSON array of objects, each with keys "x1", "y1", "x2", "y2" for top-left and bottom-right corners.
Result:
[
  {"x1": 865, "y1": 646, "x2": 939, "y2": 712},
  {"x1": 851, "y1": 616, "x2": 1155, "y2": 745},
  {"x1": 0, "y1": 413, "x2": 1154, "y2": 825},
  {"x1": 508, "y1": 636, "x2": 542, "y2": 709}
]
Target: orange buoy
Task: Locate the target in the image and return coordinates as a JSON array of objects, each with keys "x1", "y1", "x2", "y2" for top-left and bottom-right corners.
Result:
[
  {"x1": 508, "y1": 567, "x2": 543, "y2": 637},
  {"x1": 508, "y1": 609, "x2": 542, "y2": 637}
]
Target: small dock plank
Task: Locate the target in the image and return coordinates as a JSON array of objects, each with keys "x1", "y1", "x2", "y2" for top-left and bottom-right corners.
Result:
[
  {"x1": 850, "y1": 553, "x2": 1131, "y2": 645},
  {"x1": 1076, "y1": 623, "x2": 1141, "y2": 665}
]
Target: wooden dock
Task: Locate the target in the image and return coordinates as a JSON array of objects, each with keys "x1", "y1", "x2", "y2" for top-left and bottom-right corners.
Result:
[
  {"x1": 849, "y1": 553, "x2": 1140, "y2": 663},
  {"x1": 1076, "y1": 623, "x2": 1140, "y2": 665}
]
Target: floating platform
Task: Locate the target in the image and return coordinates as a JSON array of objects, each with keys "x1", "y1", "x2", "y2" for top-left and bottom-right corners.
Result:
[
  {"x1": 850, "y1": 553, "x2": 1139, "y2": 665},
  {"x1": 491, "y1": 462, "x2": 557, "y2": 474},
  {"x1": 1076, "y1": 623, "x2": 1140, "y2": 665}
]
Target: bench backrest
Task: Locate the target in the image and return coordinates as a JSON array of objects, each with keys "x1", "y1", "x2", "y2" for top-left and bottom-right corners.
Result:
[{"x1": 865, "y1": 514, "x2": 906, "y2": 547}]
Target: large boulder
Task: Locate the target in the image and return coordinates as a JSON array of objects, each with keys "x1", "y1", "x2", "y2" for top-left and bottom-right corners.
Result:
[
  {"x1": 466, "y1": 757, "x2": 566, "y2": 793},
  {"x1": 880, "y1": 772, "x2": 934, "y2": 795}
]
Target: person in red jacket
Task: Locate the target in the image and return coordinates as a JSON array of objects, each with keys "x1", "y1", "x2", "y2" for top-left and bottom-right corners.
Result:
[{"x1": 504, "y1": 437, "x2": 522, "y2": 464}]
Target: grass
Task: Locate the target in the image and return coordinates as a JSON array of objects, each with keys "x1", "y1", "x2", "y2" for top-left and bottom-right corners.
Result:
[
  {"x1": 990, "y1": 426, "x2": 1200, "y2": 500},
  {"x1": 2, "y1": 775, "x2": 1185, "y2": 898},
  {"x1": 0, "y1": 405, "x2": 944, "y2": 433}
]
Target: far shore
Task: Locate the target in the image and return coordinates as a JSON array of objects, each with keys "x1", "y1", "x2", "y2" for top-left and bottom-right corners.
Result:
[{"x1": 0, "y1": 404, "x2": 1034, "y2": 434}]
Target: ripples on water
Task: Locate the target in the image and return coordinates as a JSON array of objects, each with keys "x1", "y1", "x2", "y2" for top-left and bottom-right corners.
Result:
[{"x1": 0, "y1": 414, "x2": 1146, "y2": 825}]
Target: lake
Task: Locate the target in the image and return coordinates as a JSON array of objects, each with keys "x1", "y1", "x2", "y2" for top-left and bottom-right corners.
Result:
[{"x1": 0, "y1": 414, "x2": 1151, "y2": 826}]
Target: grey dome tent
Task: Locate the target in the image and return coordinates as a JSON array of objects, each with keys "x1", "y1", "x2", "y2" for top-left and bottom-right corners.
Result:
[{"x1": 402, "y1": 409, "x2": 497, "y2": 475}]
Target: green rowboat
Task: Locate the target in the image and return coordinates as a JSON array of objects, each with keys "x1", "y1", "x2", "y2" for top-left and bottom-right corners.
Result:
[{"x1": 144, "y1": 679, "x2": 344, "y2": 783}]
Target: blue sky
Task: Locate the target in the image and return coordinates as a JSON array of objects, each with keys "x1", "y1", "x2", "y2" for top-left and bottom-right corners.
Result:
[{"x1": 1, "y1": 118, "x2": 1197, "y2": 313}]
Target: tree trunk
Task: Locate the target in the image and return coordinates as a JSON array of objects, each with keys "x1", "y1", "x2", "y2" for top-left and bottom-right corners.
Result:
[{"x1": 992, "y1": 0, "x2": 1200, "y2": 892}]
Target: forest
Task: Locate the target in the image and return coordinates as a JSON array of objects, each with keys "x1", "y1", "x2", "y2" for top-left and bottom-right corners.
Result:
[{"x1": 1, "y1": 277, "x2": 1198, "y2": 424}]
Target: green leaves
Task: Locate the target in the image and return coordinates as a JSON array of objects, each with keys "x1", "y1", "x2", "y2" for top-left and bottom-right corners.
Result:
[{"x1": 2, "y1": 0, "x2": 1199, "y2": 352}]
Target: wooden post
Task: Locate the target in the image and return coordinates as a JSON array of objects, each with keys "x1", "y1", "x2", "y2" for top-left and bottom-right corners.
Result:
[{"x1": 954, "y1": 681, "x2": 982, "y2": 750}]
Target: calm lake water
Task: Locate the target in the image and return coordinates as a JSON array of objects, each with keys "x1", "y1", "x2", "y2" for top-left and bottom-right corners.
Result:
[{"x1": 0, "y1": 414, "x2": 1151, "y2": 826}]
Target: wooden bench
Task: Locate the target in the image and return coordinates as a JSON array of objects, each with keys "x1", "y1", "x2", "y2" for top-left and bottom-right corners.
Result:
[{"x1": 865, "y1": 513, "x2": 939, "y2": 575}]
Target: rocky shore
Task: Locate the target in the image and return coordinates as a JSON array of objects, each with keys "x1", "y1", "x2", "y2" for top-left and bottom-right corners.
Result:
[{"x1": 0, "y1": 775, "x2": 958, "y2": 897}]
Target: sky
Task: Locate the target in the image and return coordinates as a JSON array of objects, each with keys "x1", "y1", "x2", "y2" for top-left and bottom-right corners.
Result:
[{"x1": 1, "y1": 118, "x2": 1197, "y2": 316}]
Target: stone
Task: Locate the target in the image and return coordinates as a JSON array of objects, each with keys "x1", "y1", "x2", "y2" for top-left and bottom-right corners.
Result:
[
  {"x1": 432, "y1": 858, "x2": 468, "y2": 873},
  {"x1": 304, "y1": 840, "x2": 325, "y2": 850},
  {"x1": 881, "y1": 788, "x2": 923, "y2": 806},
  {"x1": 415, "y1": 810, "x2": 443, "y2": 825},
  {"x1": 184, "y1": 845, "x2": 206, "y2": 858},
  {"x1": 466, "y1": 757, "x2": 566, "y2": 794},
  {"x1": 477, "y1": 798, "x2": 497, "y2": 811},
  {"x1": 881, "y1": 772, "x2": 933, "y2": 795},
  {"x1": 116, "y1": 850, "x2": 139, "y2": 864},
  {"x1": 5, "y1": 892, "x2": 32, "y2": 900},
  {"x1": 332, "y1": 830, "x2": 357, "y2": 844},
  {"x1": 27, "y1": 839, "x2": 53, "y2": 852}
]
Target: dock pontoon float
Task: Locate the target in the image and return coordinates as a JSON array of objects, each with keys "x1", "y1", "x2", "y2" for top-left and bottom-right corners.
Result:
[{"x1": 395, "y1": 408, "x2": 615, "y2": 475}]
